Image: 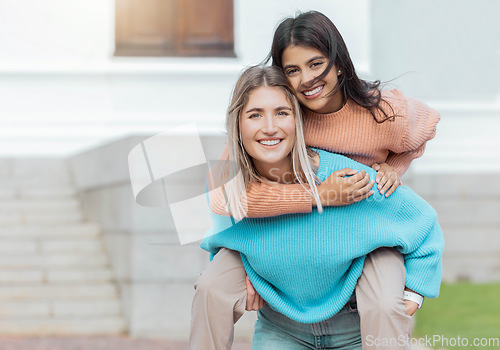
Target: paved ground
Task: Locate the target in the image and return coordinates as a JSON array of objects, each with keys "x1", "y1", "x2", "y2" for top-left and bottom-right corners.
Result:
[
  {"x1": 0, "y1": 336, "x2": 432, "y2": 349},
  {"x1": 0, "y1": 337, "x2": 252, "y2": 350}
]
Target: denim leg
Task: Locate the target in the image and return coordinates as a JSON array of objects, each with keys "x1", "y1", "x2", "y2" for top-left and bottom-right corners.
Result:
[
  {"x1": 253, "y1": 316, "x2": 314, "y2": 350},
  {"x1": 252, "y1": 295, "x2": 362, "y2": 350},
  {"x1": 318, "y1": 298, "x2": 363, "y2": 349}
]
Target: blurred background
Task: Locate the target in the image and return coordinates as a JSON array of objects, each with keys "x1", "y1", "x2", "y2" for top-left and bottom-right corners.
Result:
[{"x1": 0, "y1": 0, "x2": 499, "y2": 348}]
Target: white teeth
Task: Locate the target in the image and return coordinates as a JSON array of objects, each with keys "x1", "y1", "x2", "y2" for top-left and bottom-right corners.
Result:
[
  {"x1": 304, "y1": 85, "x2": 324, "y2": 96},
  {"x1": 259, "y1": 140, "x2": 281, "y2": 146}
]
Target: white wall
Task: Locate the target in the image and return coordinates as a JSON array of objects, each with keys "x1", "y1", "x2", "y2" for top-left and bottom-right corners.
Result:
[
  {"x1": 0, "y1": 0, "x2": 114, "y2": 65},
  {"x1": 0, "y1": 0, "x2": 498, "y2": 174},
  {"x1": 0, "y1": 0, "x2": 371, "y2": 156},
  {"x1": 369, "y1": 0, "x2": 500, "y2": 173}
]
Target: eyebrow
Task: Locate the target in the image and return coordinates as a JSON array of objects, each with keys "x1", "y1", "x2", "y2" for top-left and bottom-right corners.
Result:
[
  {"x1": 245, "y1": 106, "x2": 292, "y2": 113},
  {"x1": 283, "y1": 55, "x2": 325, "y2": 70}
]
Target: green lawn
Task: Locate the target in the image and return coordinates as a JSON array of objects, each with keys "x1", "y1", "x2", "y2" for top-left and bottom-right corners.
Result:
[{"x1": 415, "y1": 282, "x2": 500, "y2": 349}]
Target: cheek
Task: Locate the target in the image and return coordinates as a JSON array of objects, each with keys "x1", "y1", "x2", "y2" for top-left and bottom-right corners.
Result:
[
  {"x1": 239, "y1": 121, "x2": 256, "y2": 145},
  {"x1": 284, "y1": 119, "x2": 296, "y2": 138},
  {"x1": 287, "y1": 77, "x2": 301, "y2": 93}
]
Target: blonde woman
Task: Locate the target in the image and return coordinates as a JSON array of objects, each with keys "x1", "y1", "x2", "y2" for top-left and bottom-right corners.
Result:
[{"x1": 190, "y1": 65, "x2": 443, "y2": 349}]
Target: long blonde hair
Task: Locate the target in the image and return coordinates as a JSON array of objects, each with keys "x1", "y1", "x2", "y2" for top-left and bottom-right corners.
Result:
[{"x1": 214, "y1": 65, "x2": 322, "y2": 220}]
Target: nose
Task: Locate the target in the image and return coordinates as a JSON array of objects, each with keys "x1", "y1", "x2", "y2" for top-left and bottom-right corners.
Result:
[
  {"x1": 262, "y1": 116, "x2": 278, "y2": 134},
  {"x1": 302, "y1": 69, "x2": 316, "y2": 88}
]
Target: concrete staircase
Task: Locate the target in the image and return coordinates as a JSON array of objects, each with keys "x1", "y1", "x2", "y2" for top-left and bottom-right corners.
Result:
[{"x1": 0, "y1": 159, "x2": 127, "y2": 335}]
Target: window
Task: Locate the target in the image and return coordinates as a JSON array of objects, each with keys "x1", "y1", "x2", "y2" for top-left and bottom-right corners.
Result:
[{"x1": 115, "y1": 0, "x2": 235, "y2": 57}]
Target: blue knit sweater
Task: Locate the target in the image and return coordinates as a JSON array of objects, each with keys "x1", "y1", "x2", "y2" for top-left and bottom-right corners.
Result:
[{"x1": 201, "y1": 149, "x2": 444, "y2": 323}]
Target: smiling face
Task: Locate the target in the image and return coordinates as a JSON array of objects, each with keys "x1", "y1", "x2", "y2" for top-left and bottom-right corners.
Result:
[
  {"x1": 282, "y1": 45, "x2": 344, "y2": 114},
  {"x1": 239, "y1": 86, "x2": 296, "y2": 182}
]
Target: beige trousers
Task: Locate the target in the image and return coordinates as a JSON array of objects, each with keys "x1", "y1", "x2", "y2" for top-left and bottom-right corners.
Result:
[{"x1": 189, "y1": 247, "x2": 411, "y2": 350}]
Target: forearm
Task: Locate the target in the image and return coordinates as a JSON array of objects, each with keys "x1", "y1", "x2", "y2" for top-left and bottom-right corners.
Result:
[{"x1": 208, "y1": 181, "x2": 312, "y2": 218}]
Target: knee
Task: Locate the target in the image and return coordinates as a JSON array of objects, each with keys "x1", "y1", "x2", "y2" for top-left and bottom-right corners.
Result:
[{"x1": 194, "y1": 271, "x2": 224, "y2": 299}]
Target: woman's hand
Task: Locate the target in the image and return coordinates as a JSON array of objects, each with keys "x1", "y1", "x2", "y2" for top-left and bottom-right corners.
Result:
[
  {"x1": 372, "y1": 163, "x2": 401, "y2": 197},
  {"x1": 404, "y1": 300, "x2": 419, "y2": 316},
  {"x1": 313, "y1": 168, "x2": 375, "y2": 206},
  {"x1": 245, "y1": 276, "x2": 265, "y2": 311}
]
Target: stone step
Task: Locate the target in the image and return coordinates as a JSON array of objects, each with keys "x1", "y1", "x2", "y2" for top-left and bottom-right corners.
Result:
[
  {"x1": 0, "y1": 198, "x2": 79, "y2": 210},
  {"x1": 0, "y1": 285, "x2": 119, "y2": 301},
  {"x1": 0, "y1": 269, "x2": 114, "y2": 284},
  {"x1": 0, "y1": 237, "x2": 103, "y2": 254},
  {"x1": 0, "y1": 270, "x2": 43, "y2": 283},
  {"x1": 0, "y1": 241, "x2": 38, "y2": 254},
  {"x1": 0, "y1": 254, "x2": 108, "y2": 269},
  {"x1": 0, "y1": 317, "x2": 127, "y2": 335},
  {"x1": 0, "y1": 300, "x2": 122, "y2": 317},
  {"x1": 17, "y1": 187, "x2": 77, "y2": 199},
  {"x1": 0, "y1": 199, "x2": 81, "y2": 215},
  {"x1": 48, "y1": 269, "x2": 114, "y2": 283},
  {"x1": 0, "y1": 301, "x2": 48, "y2": 317},
  {"x1": 0, "y1": 212, "x2": 84, "y2": 225},
  {"x1": 0, "y1": 187, "x2": 77, "y2": 199},
  {"x1": 0, "y1": 188, "x2": 15, "y2": 199},
  {"x1": 54, "y1": 300, "x2": 123, "y2": 317},
  {"x1": 0, "y1": 223, "x2": 100, "y2": 238},
  {"x1": 0, "y1": 159, "x2": 72, "y2": 185},
  {"x1": 0, "y1": 213, "x2": 21, "y2": 225},
  {"x1": 41, "y1": 238, "x2": 104, "y2": 253}
]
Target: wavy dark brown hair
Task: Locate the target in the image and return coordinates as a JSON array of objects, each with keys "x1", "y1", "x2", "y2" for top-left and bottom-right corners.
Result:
[{"x1": 268, "y1": 10, "x2": 395, "y2": 123}]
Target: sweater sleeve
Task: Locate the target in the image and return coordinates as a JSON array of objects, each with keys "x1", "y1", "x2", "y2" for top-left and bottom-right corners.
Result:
[
  {"x1": 207, "y1": 143, "x2": 312, "y2": 218},
  {"x1": 385, "y1": 92, "x2": 440, "y2": 176},
  {"x1": 394, "y1": 190, "x2": 445, "y2": 298}
]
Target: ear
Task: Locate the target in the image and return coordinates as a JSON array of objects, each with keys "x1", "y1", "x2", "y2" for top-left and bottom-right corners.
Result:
[{"x1": 337, "y1": 68, "x2": 342, "y2": 76}]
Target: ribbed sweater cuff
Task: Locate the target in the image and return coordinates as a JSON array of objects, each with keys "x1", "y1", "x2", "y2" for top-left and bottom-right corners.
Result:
[{"x1": 405, "y1": 262, "x2": 442, "y2": 299}]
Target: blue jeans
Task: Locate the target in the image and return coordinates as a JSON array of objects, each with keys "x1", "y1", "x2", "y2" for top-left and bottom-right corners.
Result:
[{"x1": 252, "y1": 295, "x2": 362, "y2": 349}]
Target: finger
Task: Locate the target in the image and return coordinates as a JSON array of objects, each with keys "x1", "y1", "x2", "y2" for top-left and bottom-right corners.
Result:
[
  {"x1": 347, "y1": 169, "x2": 365, "y2": 184},
  {"x1": 246, "y1": 277, "x2": 261, "y2": 311},
  {"x1": 333, "y1": 168, "x2": 358, "y2": 178},
  {"x1": 375, "y1": 168, "x2": 386, "y2": 184},
  {"x1": 251, "y1": 293, "x2": 260, "y2": 310},
  {"x1": 353, "y1": 179, "x2": 375, "y2": 198},
  {"x1": 254, "y1": 294, "x2": 263, "y2": 310},
  {"x1": 405, "y1": 300, "x2": 418, "y2": 316},
  {"x1": 385, "y1": 179, "x2": 400, "y2": 197},
  {"x1": 381, "y1": 171, "x2": 399, "y2": 194},
  {"x1": 372, "y1": 163, "x2": 380, "y2": 171},
  {"x1": 378, "y1": 172, "x2": 390, "y2": 191},
  {"x1": 245, "y1": 277, "x2": 256, "y2": 310},
  {"x1": 246, "y1": 294, "x2": 255, "y2": 311},
  {"x1": 351, "y1": 188, "x2": 375, "y2": 203},
  {"x1": 380, "y1": 176, "x2": 394, "y2": 195},
  {"x1": 351, "y1": 173, "x2": 371, "y2": 191}
]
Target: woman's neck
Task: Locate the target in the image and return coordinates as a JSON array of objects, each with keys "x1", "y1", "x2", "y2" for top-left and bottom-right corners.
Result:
[
  {"x1": 309, "y1": 91, "x2": 346, "y2": 115},
  {"x1": 254, "y1": 158, "x2": 295, "y2": 184}
]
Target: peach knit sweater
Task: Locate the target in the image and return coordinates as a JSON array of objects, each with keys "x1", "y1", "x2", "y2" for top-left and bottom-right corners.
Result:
[{"x1": 210, "y1": 89, "x2": 440, "y2": 217}]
